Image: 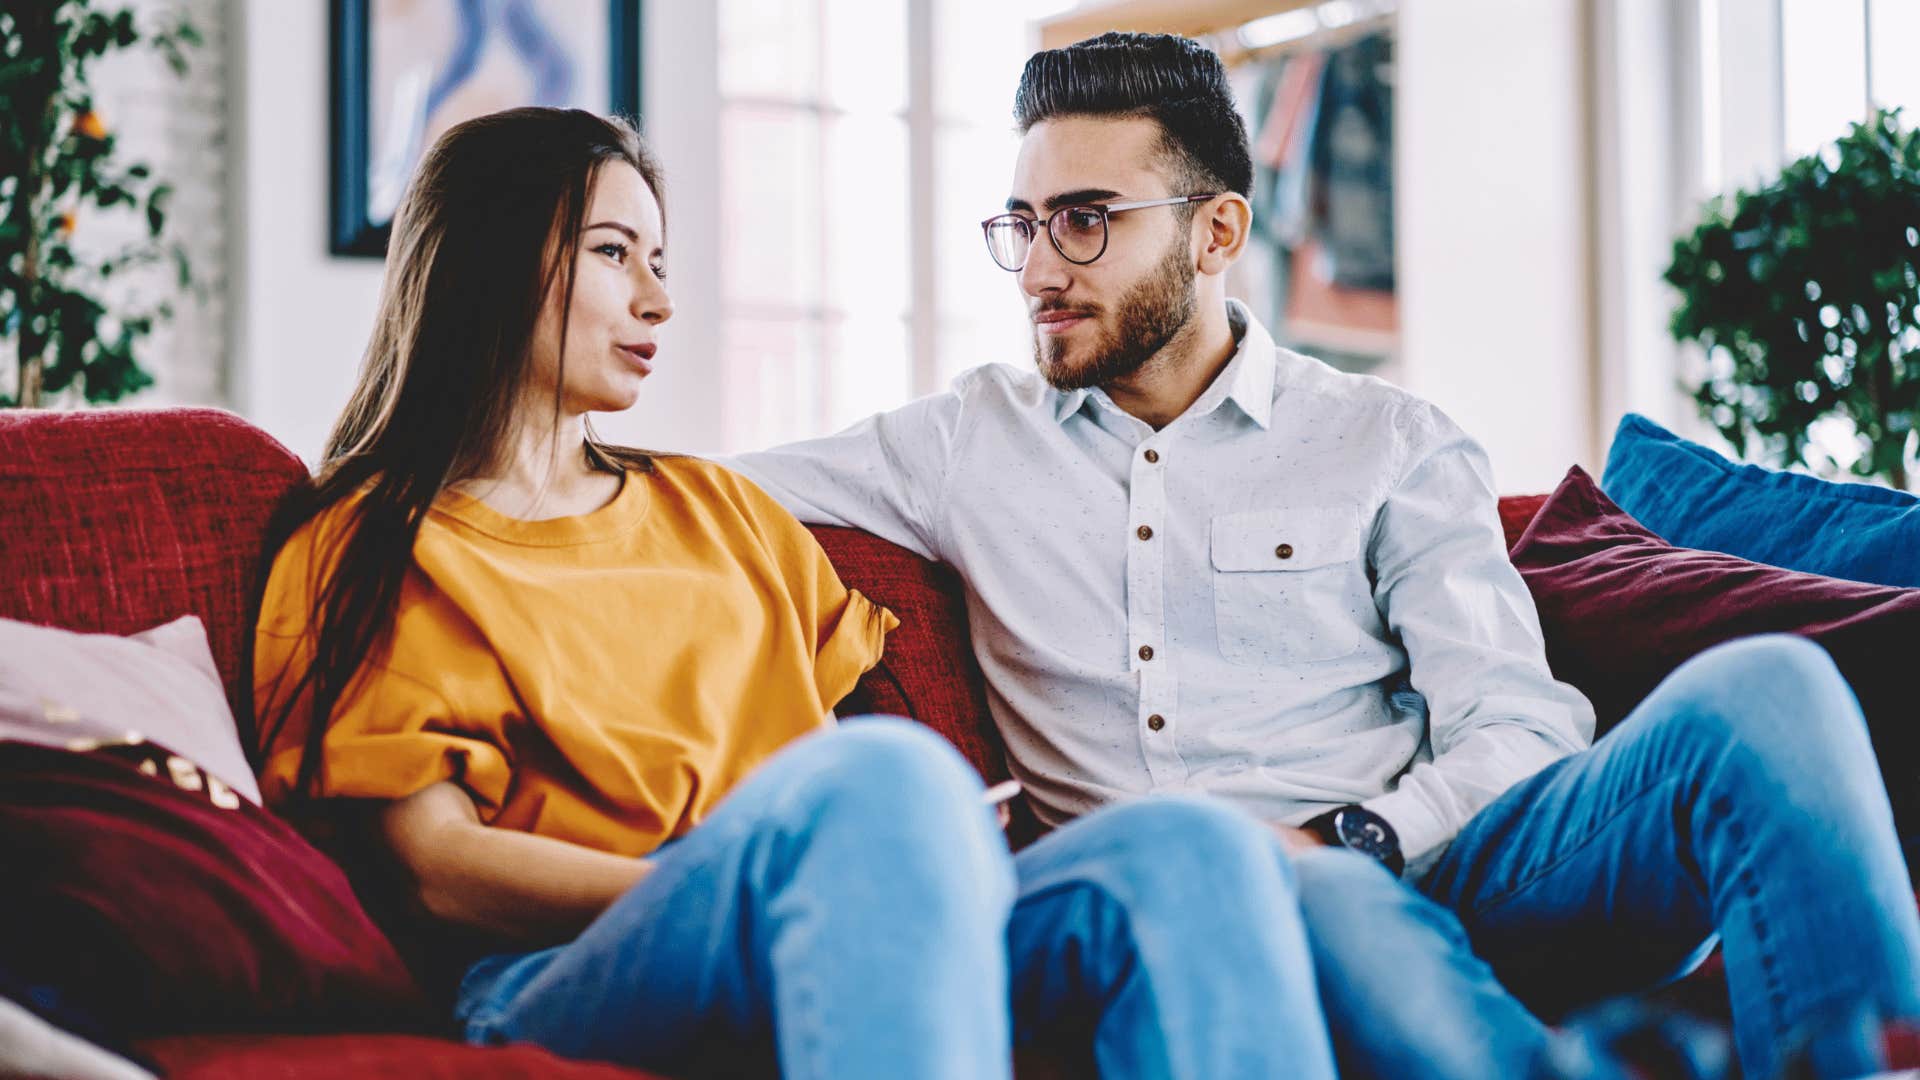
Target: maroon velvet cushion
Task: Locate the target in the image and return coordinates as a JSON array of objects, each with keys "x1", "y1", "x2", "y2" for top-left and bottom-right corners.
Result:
[
  {"x1": 139, "y1": 1033, "x2": 670, "y2": 1079},
  {"x1": 0, "y1": 741, "x2": 427, "y2": 1035},
  {"x1": 1509, "y1": 467, "x2": 1920, "y2": 822},
  {"x1": 0, "y1": 408, "x2": 307, "y2": 719},
  {"x1": 807, "y1": 525, "x2": 1009, "y2": 783}
]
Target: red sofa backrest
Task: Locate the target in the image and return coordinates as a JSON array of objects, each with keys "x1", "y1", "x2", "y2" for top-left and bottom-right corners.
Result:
[
  {"x1": 0, "y1": 408, "x2": 307, "y2": 719},
  {"x1": 0, "y1": 407, "x2": 1550, "y2": 789}
]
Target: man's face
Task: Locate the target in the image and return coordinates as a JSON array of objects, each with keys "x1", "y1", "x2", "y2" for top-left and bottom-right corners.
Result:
[{"x1": 1006, "y1": 115, "x2": 1200, "y2": 391}]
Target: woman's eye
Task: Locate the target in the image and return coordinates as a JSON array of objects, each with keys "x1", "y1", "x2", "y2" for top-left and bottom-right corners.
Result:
[
  {"x1": 594, "y1": 241, "x2": 629, "y2": 263},
  {"x1": 649, "y1": 261, "x2": 667, "y2": 280}
]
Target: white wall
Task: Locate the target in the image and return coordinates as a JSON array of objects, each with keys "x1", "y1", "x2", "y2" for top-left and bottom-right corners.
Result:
[
  {"x1": 228, "y1": 0, "x2": 727, "y2": 465},
  {"x1": 228, "y1": 0, "x2": 383, "y2": 464},
  {"x1": 1395, "y1": 0, "x2": 1597, "y2": 493},
  {"x1": 222, "y1": 0, "x2": 1604, "y2": 487}
]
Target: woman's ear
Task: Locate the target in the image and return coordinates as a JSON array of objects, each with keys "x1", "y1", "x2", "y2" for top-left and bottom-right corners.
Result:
[{"x1": 1195, "y1": 193, "x2": 1252, "y2": 276}]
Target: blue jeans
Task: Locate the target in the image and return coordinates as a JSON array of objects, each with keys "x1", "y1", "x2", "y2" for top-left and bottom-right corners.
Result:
[
  {"x1": 453, "y1": 717, "x2": 1336, "y2": 1079},
  {"x1": 1296, "y1": 635, "x2": 1920, "y2": 1080}
]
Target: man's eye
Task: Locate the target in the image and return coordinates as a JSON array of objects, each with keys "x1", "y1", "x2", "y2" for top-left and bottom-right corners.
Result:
[
  {"x1": 594, "y1": 242, "x2": 629, "y2": 263},
  {"x1": 1064, "y1": 208, "x2": 1104, "y2": 233}
]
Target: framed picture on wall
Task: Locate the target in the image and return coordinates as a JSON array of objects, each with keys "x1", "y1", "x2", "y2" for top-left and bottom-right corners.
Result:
[{"x1": 329, "y1": 0, "x2": 641, "y2": 257}]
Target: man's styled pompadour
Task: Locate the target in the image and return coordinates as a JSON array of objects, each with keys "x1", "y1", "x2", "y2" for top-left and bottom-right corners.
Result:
[{"x1": 1013, "y1": 31, "x2": 1254, "y2": 200}]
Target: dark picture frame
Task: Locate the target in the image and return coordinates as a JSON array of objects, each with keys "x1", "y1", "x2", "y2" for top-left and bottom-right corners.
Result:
[{"x1": 329, "y1": 0, "x2": 642, "y2": 257}]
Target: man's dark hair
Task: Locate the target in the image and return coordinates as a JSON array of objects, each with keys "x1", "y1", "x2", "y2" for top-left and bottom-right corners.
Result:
[{"x1": 1013, "y1": 31, "x2": 1253, "y2": 200}]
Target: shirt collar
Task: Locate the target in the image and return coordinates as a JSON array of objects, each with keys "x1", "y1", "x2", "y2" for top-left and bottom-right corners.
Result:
[{"x1": 1048, "y1": 299, "x2": 1277, "y2": 430}]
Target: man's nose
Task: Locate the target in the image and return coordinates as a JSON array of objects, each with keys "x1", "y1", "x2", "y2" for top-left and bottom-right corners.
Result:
[{"x1": 1018, "y1": 229, "x2": 1071, "y2": 298}]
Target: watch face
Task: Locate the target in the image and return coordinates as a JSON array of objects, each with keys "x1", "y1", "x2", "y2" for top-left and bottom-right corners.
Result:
[{"x1": 1334, "y1": 807, "x2": 1400, "y2": 866}]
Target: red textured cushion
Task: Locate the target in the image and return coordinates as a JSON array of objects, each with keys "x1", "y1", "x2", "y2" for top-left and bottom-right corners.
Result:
[
  {"x1": 807, "y1": 525, "x2": 1008, "y2": 783},
  {"x1": 139, "y1": 1033, "x2": 669, "y2": 1079},
  {"x1": 1509, "y1": 467, "x2": 1920, "y2": 822},
  {"x1": 0, "y1": 742, "x2": 426, "y2": 1035},
  {"x1": 1498, "y1": 494, "x2": 1549, "y2": 550},
  {"x1": 138, "y1": 1033, "x2": 1080, "y2": 1079},
  {"x1": 0, "y1": 408, "x2": 306, "y2": 718}
]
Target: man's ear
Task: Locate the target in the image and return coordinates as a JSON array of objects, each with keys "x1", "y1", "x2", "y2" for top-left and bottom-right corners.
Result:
[{"x1": 1195, "y1": 193, "x2": 1252, "y2": 276}]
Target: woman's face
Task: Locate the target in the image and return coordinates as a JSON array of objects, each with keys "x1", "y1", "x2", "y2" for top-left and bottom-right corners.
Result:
[{"x1": 527, "y1": 162, "x2": 673, "y2": 417}]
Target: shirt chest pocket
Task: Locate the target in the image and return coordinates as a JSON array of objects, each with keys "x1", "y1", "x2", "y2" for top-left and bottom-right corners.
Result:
[{"x1": 1210, "y1": 506, "x2": 1367, "y2": 665}]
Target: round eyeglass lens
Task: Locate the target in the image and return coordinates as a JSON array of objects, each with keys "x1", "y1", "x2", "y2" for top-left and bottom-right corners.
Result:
[
  {"x1": 1050, "y1": 207, "x2": 1107, "y2": 263},
  {"x1": 985, "y1": 217, "x2": 1033, "y2": 270}
]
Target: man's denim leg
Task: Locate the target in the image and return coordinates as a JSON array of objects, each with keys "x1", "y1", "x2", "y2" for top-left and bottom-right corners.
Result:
[
  {"x1": 1293, "y1": 846, "x2": 1556, "y2": 1079},
  {"x1": 1423, "y1": 634, "x2": 1920, "y2": 1078}
]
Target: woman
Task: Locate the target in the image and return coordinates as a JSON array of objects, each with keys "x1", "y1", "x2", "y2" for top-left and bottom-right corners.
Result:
[{"x1": 253, "y1": 108, "x2": 1335, "y2": 1080}]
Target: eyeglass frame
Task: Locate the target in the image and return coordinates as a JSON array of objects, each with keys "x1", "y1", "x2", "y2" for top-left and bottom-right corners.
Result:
[{"x1": 979, "y1": 193, "x2": 1220, "y2": 272}]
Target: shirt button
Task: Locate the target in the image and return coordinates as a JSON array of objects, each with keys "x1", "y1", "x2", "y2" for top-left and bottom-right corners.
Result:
[
  {"x1": 1147, "y1": 714, "x2": 1165, "y2": 731},
  {"x1": 1276, "y1": 543, "x2": 1295, "y2": 560},
  {"x1": 1138, "y1": 645, "x2": 1154, "y2": 661},
  {"x1": 1136, "y1": 525, "x2": 1154, "y2": 541},
  {"x1": 1143, "y1": 449, "x2": 1160, "y2": 464}
]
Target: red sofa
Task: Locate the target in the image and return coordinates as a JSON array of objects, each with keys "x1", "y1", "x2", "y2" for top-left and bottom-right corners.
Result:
[{"x1": 0, "y1": 406, "x2": 1684, "y2": 1077}]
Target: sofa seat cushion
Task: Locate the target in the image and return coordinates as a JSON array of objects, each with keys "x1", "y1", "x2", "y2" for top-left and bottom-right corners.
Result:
[
  {"x1": 138, "y1": 1033, "x2": 668, "y2": 1079},
  {"x1": 1510, "y1": 467, "x2": 1920, "y2": 825}
]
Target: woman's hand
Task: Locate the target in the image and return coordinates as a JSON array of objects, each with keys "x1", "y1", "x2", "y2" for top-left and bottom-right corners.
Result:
[{"x1": 379, "y1": 781, "x2": 651, "y2": 944}]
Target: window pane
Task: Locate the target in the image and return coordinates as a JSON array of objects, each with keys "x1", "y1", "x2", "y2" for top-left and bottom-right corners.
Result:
[
  {"x1": 720, "y1": 0, "x2": 821, "y2": 103},
  {"x1": 823, "y1": 115, "x2": 910, "y2": 318},
  {"x1": 935, "y1": 123, "x2": 1030, "y2": 376},
  {"x1": 934, "y1": 0, "x2": 1046, "y2": 124},
  {"x1": 938, "y1": 315, "x2": 1033, "y2": 387},
  {"x1": 824, "y1": 316, "x2": 912, "y2": 433},
  {"x1": 721, "y1": 106, "x2": 824, "y2": 312},
  {"x1": 823, "y1": 0, "x2": 906, "y2": 116},
  {"x1": 723, "y1": 316, "x2": 823, "y2": 448},
  {"x1": 1869, "y1": 0, "x2": 1920, "y2": 114},
  {"x1": 1781, "y1": 0, "x2": 1869, "y2": 159}
]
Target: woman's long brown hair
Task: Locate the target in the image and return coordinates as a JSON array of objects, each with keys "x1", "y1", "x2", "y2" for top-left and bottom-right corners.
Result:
[{"x1": 249, "y1": 108, "x2": 662, "y2": 801}]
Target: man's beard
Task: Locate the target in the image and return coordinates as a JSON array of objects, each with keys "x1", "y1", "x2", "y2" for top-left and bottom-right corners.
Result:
[{"x1": 1032, "y1": 240, "x2": 1198, "y2": 392}]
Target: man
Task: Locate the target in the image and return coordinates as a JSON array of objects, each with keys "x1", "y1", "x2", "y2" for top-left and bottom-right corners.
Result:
[{"x1": 727, "y1": 30, "x2": 1920, "y2": 1080}]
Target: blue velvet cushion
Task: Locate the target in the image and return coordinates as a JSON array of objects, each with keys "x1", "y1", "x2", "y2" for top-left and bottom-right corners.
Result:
[{"x1": 1600, "y1": 413, "x2": 1920, "y2": 587}]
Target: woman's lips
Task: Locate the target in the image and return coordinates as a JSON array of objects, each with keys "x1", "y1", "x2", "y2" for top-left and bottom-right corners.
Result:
[{"x1": 618, "y1": 344, "x2": 655, "y2": 374}]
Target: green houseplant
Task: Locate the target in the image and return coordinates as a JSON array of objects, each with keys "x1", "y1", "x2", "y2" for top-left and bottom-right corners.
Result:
[
  {"x1": 0, "y1": 3, "x2": 199, "y2": 408},
  {"x1": 1666, "y1": 108, "x2": 1920, "y2": 490}
]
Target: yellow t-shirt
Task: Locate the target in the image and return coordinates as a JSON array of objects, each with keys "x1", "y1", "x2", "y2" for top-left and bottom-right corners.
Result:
[{"x1": 253, "y1": 457, "x2": 896, "y2": 858}]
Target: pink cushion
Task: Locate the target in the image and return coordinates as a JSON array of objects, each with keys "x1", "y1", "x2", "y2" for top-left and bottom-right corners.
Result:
[
  {"x1": 1509, "y1": 467, "x2": 1920, "y2": 822},
  {"x1": 0, "y1": 408, "x2": 307, "y2": 720},
  {"x1": 0, "y1": 614, "x2": 260, "y2": 804},
  {"x1": 0, "y1": 742, "x2": 426, "y2": 1035}
]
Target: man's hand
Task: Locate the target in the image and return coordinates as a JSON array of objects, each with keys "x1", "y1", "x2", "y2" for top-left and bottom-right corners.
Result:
[{"x1": 1270, "y1": 823, "x2": 1329, "y2": 854}]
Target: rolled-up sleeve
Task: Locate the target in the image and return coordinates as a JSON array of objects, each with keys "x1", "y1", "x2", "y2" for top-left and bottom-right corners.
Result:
[{"x1": 1360, "y1": 402, "x2": 1596, "y2": 877}]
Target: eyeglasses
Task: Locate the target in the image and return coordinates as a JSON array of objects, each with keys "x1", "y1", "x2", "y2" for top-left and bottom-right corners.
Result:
[{"x1": 980, "y1": 194, "x2": 1219, "y2": 272}]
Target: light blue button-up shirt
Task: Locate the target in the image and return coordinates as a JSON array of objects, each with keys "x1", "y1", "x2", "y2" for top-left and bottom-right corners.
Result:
[{"x1": 725, "y1": 301, "x2": 1595, "y2": 874}]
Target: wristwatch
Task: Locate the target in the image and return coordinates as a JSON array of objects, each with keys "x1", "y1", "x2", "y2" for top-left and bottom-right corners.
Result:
[{"x1": 1304, "y1": 804, "x2": 1405, "y2": 876}]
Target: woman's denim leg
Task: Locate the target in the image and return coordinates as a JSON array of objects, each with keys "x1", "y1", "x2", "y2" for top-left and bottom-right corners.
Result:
[
  {"x1": 1007, "y1": 795, "x2": 1339, "y2": 1080},
  {"x1": 454, "y1": 717, "x2": 1017, "y2": 1080}
]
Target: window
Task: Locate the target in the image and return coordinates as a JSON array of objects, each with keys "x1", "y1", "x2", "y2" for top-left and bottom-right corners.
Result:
[{"x1": 713, "y1": 0, "x2": 1070, "y2": 449}]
